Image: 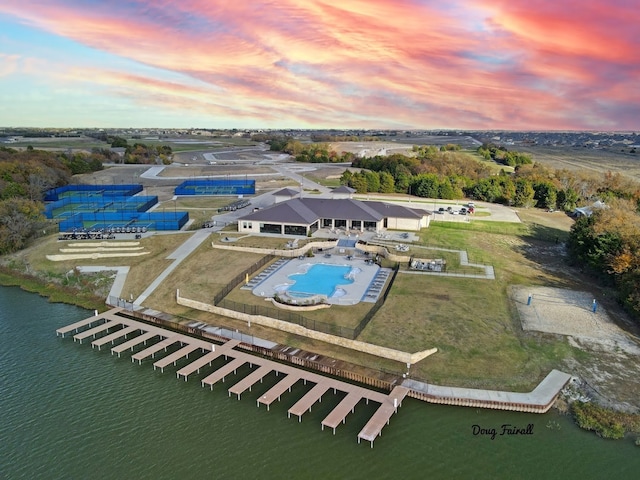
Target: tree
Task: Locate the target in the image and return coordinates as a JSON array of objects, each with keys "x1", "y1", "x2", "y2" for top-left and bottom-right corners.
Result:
[
  {"x1": 412, "y1": 173, "x2": 440, "y2": 198},
  {"x1": 339, "y1": 169, "x2": 353, "y2": 185},
  {"x1": 533, "y1": 181, "x2": 558, "y2": 210},
  {"x1": 0, "y1": 198, "x2": 45, "y2": 254},
  {"x1": 438, "y1": 178, "x2": 455, "y2": 199},
  {"x1": 364, "y1": 171, "x2": 381, "y2": 193},
  {"x1": 379, "y1": 172, "x2": 395, "y2": 193},
  {"x1": 348, "y1": 173, "x2": 368, "y2": 193},
  {"x1": 109, "y1": 136, "x2": 128, "y2": 148},
  {"x1": 513, "y1": 179, "x2": 535, "y2": 207},
  {"x1": 557, "y1": 188, "x2": 579, "y2": 212}
]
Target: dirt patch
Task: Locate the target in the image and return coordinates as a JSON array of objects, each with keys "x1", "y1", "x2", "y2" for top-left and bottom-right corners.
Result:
[
  {"x1": 513, "y1": 285, "x2": 640, "y2": 411},
  {"x1": 513, "y1": 286, "x2": 640, "y2": 355}
]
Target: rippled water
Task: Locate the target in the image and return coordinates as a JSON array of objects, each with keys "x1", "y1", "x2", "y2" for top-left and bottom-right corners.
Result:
[{"x1": 1, "y1": 285, "x2": 638, "y2": 479}]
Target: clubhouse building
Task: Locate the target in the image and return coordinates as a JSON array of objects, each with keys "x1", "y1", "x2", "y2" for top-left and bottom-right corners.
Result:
[{"x1": 237, "y1": 197, "x2": 431, "y2": 236}]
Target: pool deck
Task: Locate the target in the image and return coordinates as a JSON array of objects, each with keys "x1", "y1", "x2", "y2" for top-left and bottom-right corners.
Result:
[{"x1": 246, "y1": 254, "x2": 388, "y2": 305}]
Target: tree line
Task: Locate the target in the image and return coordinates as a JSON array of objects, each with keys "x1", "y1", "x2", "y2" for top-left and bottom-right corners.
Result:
[
  {"x1": 86, "y1": 133, "x2": 173, "y2": 164},
  {"x1": 568, "y1": 198, "x2": 640, "y2": 320},
  {"x1": 0, "y1": 147, "x2": 91, "y2": 254}
]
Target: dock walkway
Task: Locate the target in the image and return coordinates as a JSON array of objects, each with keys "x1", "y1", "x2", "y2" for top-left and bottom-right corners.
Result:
[
  {"x1": 112, "y1": 331, "x2": 158, "y2": 357},
  {"x1": 257, "y1": 374, "x2": 301, "y2": 410},
  {"x1": 58, "y1": 308, "x2": 571, "y2": 446},
  {"x1": 91, "y1": 325, "x2": 139, "y2": 350},
  {"x1": 288, "y1": 383, "x2": 331, "y2": 421},
  {"x1": 201, "y1": 357, "x2": 246, "y2": 389},
  {"x1": 321, "y1": 391, "x2": 363, "y2": 434},
  {"x1": 73, "y1": 321, "x2": 119, "y2": 343},
  {"x1": 153, "y1": 344, "x2": 201, "y2": 372},
  {"x1": 56, "y1": 309, "x2": 118, "y2": 337},
  {"x1": 57, "y1": 308, "x2": 410, "y2": 446},
  {"x1": 176, "y1": 340, "x2": 241, "y2": 380},
  {"x1": 357, "y1": 386, "x2": 410, "y2": 447},
  {"x1": 228, "y1": 365, "x2": 272, "y2": 399},
  {"x1": 132, "y1": 336, "x2": 181, "y2": 364}
]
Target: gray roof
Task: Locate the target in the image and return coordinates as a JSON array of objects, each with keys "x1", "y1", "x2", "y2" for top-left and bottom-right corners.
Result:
[
  {"x1": 239, "y1": 198, "x2": 429, "y2": 225},
  {"x1": 301, "y1": 198, "x2": 383, "y2": 221},
  {"x1": 364, "y1": 201, "x2": 431, "y2": 219},
  {"x1": 240, "y1": 198, "x2": 319, "y2": 224},
  {"x1": 273, "y1": 187, "x2": 299, "y2": 198}
]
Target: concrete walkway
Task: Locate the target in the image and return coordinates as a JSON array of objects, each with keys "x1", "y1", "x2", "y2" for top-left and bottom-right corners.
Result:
[
  {"x1": 399, "y1": 246, "x2": 495, "y2": 280},
  {"x1": 133, "y1": 230, "x2": 211, "y2": 306},
  {"x1": 403, "y1": 369, "x2": 573, "y2": 413},
  {"x1": 76, "y1": 266, "x2": 130, "y2": 300}
]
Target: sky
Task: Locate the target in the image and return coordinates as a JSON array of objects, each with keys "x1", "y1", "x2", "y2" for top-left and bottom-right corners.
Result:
[{"x1": 0, "y1": 0, "x2": 639, "y2": 131}]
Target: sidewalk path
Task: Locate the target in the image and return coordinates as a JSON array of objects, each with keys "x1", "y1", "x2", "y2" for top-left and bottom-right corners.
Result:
[
  {"x1": 133, "y1": 230, "x2": 211, "y2": 306},
  {"x1": 403, "y1": 369, "x2": 572, "y2": 413}
]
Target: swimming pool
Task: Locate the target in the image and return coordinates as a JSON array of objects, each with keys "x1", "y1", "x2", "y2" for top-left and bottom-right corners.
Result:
[{"x1": 283, "y1": 264, "x2": 355, "y2": 298}]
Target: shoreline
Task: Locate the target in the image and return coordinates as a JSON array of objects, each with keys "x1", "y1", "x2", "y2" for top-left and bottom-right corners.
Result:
[
  {"x1": 0, "y1": 267, "x2": 106, "y2": 312},
  {"x1": 2, "y1": 263, "x2": 640, "y2": 442}
]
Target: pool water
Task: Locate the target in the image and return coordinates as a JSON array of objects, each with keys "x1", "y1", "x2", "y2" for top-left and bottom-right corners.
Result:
[{"x1": 286, "y1": 264, "x2": 354, "y2": 297}]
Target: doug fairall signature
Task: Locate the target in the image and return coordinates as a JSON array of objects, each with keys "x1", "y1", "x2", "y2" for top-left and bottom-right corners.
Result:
[{"x1": 471, "y1": 424, "x2": 534, "y2": 440}]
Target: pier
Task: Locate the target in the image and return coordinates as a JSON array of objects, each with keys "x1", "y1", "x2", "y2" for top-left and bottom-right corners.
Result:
[
  {"x1": 111, "y1": 331, "x2": 158, "y2": 357},
  {"x1": 257, "y1": 373, "x2": 301, "y2": 410},
  {"x1": 57, "y1": 308, "x2": 408, "y2": 446},
  {"x1": 57, "y1": 308, "x2": 572, "y2": 446}
]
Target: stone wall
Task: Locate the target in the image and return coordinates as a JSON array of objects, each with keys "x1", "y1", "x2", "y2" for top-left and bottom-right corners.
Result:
[
  {"x1": 177, "y1": 290, "x2": 437, "y2": 365},
  {"x1": 211, "y1": 240, "x2": 337, "y2": 257}
]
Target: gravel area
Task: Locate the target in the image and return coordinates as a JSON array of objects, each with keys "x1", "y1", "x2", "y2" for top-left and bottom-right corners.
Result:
[{"x1": 513, "y1": 286, "x2": 640, "y2": 355}]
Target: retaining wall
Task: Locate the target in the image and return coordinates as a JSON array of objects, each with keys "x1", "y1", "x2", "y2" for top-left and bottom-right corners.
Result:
[{"x1": 176, "y1": 290, "x2": 437, "y2": 365}]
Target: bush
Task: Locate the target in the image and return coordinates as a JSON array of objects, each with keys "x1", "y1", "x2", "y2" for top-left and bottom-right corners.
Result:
[{"x1": 571, "y1": 401, "x2": 626, "y2": 439}]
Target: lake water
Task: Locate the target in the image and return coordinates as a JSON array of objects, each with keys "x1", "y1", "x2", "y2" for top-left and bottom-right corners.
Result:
[{"x1": 1, "y1": 285, "x2": 638, "y2": 479}]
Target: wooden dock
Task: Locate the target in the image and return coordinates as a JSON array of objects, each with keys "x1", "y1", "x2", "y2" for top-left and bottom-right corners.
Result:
[
  {"x1": 131, "y1": 336, "x2": 181, "y2": 364},
  {"x1": 56, "y1": 309, "x2": 116, "y2": 337},
  {"x1": 57, "y1": 308, "x2": 409, "y2": 446},
  {"x1": 257, "y1": 374, "x2": 301, "y2": 410},
  {"x1": 321, "y1": 391, "x2": 363, "y2": 434},
  {"x1": 201, "y1": 357, "x2": 246, "y2": 389},
  {"x1": 73, "y1": 321, "x2": 119, "y2": 343},
  {"x1": 153, "y1": 344, "x2": 201, "y2": 372},
  {"x1": 91, "y1": 326, "x2": 139, "y2": 350},
  {"x1": 111, "y1": 331, "x2": 158, "y2": 357},
  {"x1": 357, "y1": 386, "x2": 410, "y2": 447},
  {"x1": 176, "y1": 340, "x2": 240, "y2": 381},
  {"x1": 228, "y1": 365, "x2": 272, "y2": 399},
  {"x1": 287, "y1": 383, "x2": 331, "y2": 421}
]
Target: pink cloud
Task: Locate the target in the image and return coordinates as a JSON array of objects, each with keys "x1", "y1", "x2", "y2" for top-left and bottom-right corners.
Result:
[{"x1": 0, "y1": 0, "x2": 638, "y2": 129}]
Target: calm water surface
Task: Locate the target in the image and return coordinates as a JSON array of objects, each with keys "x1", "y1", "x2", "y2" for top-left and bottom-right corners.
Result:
[{"x1": 1, "y1": 285, "x2": 638, "y2": 479}]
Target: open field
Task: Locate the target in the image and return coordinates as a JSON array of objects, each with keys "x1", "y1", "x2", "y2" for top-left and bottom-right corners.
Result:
[
  {"x1": 4, "y1": 232, "x2": 190, "y2": 302},
  {"x1": 519, "y1": 145, "x2": 640, "y2": 180}
]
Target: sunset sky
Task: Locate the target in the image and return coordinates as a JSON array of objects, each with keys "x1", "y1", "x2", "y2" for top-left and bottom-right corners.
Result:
[{"x1": 1, "y1": 0, "x2": 638, "y2": 130}]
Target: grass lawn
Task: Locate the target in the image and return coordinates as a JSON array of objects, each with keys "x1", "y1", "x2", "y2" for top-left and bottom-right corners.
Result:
[
  {"x1": 359, "y1": 217, "x2": 581, "y2": 390},
  {"x1": 6, "y1": 209, "x2": 584, "y2": 392}
]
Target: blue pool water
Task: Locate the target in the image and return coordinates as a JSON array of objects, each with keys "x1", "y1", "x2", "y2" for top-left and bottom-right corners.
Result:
[{"x1": 287, "y1": 264, "x2": 354, "y2": 297}]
